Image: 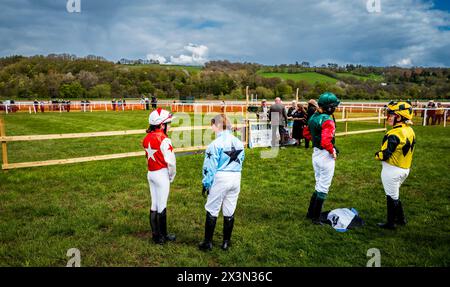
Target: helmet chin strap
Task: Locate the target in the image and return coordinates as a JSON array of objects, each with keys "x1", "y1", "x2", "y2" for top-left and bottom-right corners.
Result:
[{"x1": 162, "y1": 123, "x2": 168, "y2": 135}]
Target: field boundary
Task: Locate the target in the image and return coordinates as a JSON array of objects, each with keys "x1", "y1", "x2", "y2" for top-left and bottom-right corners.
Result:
[{"x1": 0, "y1": 117, "x2": 386, "y2": 170}]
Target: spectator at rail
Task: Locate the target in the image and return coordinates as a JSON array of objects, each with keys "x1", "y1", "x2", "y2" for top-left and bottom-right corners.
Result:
[
  {"x1": 40, "y1": 101, "x2": 45, "y2": 113},
  {"x1": 151, "y1": 95, "x2": 158, "y2": 109},
  {"x1": 112, "y1": 98, "x2": 117, "y2": 111},
  {"x1": 221, "y1": 100, "x2": 226, "y2": 113},
  {"x1": 292, "y1": 103, "x2": 307, "y2": 146},
  {"x1": 426, "y1": 100, "x2": 436, "y2": 125},
  {"x1": 256, "y1": 99, "x2": 269, "y2": 121},
  {"x1": 66, "y1": 100, "x2": 71, "y2": 112},
  {"x1": 145, "y1": 97, "x2": 150, "y2": 110},
  {"x1": 118, "y1": 99, "x2": 122, "y2": 111},
  {"x1": 436, "y1": 103, "x2": 444, "y2": 125},
  {"x1": 304, "y1": 99, "x2": 318, "y2": 149},
  {"x1": 123, "y1": 98, "x2": 127, "y2": 110},
  {"x1": 140, "y1": 96, "x2": 145, "y2": 109},
  {"x1": 33, "y1": 99, "x2": 39, "y2": 113},
  {"x1": 413, "y1": 100, "x2": 420, "y2": 117},
  {"x1": 51, "y1": 99, "x2": 57, "y2": 111},
  {"x1": 269, "y1": 97, "x2": 288, "y2": 147}
]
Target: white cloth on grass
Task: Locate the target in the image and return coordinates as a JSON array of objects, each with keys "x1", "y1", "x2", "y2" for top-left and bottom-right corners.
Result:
[{"x1": 327, "y1": 208, "x2": 359, "y2": 232}]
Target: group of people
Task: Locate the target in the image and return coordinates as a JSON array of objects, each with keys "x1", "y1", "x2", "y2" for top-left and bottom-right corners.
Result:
[
  {"x1": 111, "y1": 98, "x2": 127, "y2": 111},
  {"x1": 141, "y1": 92, "x2": 416, "y2": 252},
  {"x1": 143, "y1": 109, "x2": 244, "y2": 250},
  {"x1": 140, "y1": 95, "x2": 158, "y2": 111},
  {"x1": 420, "y1": 100, "x2": 446, "y2": 126},
  {"x1": 32, "y1": 99, "x2": 72, "y2": 113},
  {"x1": 257, "y1": 97, "x2": 320, "y2": 147}
]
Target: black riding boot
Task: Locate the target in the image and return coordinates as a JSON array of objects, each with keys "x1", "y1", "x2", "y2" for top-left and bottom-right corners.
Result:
[
  {"x1": 150, "y1": 210, "x2": 160, "y2": 244},
  {"x1": 378, "y1": 196, "x2": 396, "y2": 230},
  {"x1": 158, "y1": 208, "x2": 176, "y2": 243},
  {"x1": 395, "y1": 200, "x2": 407, "y2": 226},
  {"x1": 199, "y1": 212, "x2": 217, "y2": 251},
  {"x1": 306, "y1": 192, "x2": 317, "y2": 219},
  {"x1": 222, "y1": 215, "x2": 235, "y2": 251},
  {"x1": 311, "y1": 197, "x2": 325, "y2": 225}
]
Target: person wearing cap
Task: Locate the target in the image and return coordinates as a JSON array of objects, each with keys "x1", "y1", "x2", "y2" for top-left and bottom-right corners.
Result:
[
  {"x1": 199, "y1": 114, "x2": 245, "y2": 251},
  {"x1": 142, "y1": 108, "x2": 177, "y2": 244},
  {"x1": 303, "y1": 92, "x2": 340, "y2": 224},
  {"x1": 375, "y1": 101, "x2": 416, "y2": 230}
]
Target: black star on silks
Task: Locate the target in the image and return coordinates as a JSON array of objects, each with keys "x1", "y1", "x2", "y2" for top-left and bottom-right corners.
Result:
[
  {"x1": 206, "y1": 152, "x2": 212, "y2": 159},
  {"x1": 224, "y1": 146, "x2": 243, "y2": 166},
  {"x1": 203, "y1": 168, "x2": 208, "y2": 176}
]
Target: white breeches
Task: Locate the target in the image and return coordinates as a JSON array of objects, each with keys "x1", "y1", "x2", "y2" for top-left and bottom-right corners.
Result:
[
  {"x1": 205, "y1": 172, "x2": 242, "y2": 217},
  {"x1": 312, "y1": 148, "x2": 336, "y2": 194},
  {"x1": 381, "y1": 161, "x2": 409, "y2": 200},
  {"x1": 147, "y1": 168, "x2": 170, "y2": 213}
]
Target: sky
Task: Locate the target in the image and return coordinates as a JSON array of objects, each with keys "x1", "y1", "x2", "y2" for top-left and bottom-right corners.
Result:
[{"x1": 0, "y1": 0, "x2": 449, "y2": 67}]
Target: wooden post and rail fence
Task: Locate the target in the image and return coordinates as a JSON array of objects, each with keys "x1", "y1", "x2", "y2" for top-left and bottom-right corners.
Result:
[{"x1": 1, "y1": 115, "x2": 387, "y2": 170}]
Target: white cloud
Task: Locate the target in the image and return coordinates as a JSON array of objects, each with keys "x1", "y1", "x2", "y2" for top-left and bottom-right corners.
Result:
[
  {"x1": 169, "y1": 43, "x2": 209, "y2": 66},
  {"x1": 397, "y1": 58, "x2": 412, "y2": 67},
  {"x1": 1, "y1": 0, "x2": 449, "y2": 67},
  {"x1": 146, "y1": 53, "x2": 167, "y2": 64}
]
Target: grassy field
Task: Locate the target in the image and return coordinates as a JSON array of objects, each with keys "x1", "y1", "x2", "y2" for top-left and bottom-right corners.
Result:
[
  {"x1": 256, "y1": 71, "x2": 338, "y2": 84},
  {"x1": 0, "y1": 111, "x2": 449, "y2": 267},
  {"x1": 336, "y1": 72, "x2": 384, "y2": 82}
]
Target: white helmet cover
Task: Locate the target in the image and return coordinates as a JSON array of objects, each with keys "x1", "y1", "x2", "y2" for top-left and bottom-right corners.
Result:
[{"x1": 148, "y1": 108, "x2": 174, "y2": 125}]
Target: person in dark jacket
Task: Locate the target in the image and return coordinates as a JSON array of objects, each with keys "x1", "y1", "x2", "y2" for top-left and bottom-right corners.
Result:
[
  {"x1": 151, "y1": 95, "x2": 158, "y2": 109},
  {"x1": 304, "y1": 99, "x2": 318, "y2": 148},
  {"x1": 292, "y1": 103, "x2": 307, "y2": 146}
]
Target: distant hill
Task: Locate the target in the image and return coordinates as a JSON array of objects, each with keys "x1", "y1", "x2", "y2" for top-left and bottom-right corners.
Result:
[
  {"x1": 257, "y1": 71, "x2": 338, "y2": 84},
  {"x1": 0, "y1": 55, "x2": 448, "y2": 100},
  {"x1": 121, "y1": 64, "x2": 202, "y2": 74}
]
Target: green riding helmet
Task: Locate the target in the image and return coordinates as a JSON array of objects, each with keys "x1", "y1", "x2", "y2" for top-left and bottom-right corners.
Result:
[{"x1": 318, "y1": 92, "x2": 340, "y2": 114}]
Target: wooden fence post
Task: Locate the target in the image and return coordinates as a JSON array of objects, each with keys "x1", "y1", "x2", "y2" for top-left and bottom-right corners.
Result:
[
  {"x1": 345, "y1": 111, "x2": 349, "y2": 135},
  {"x1": 444, "y1": 109, "x2": 448, "y2": 128},
  {"x1": 0, "y1": 118, "x2": 8, "y2": 169}
]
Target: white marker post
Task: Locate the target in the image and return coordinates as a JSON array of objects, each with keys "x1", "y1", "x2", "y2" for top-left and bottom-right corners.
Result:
[
  {"x1": 444, "y1": 109, "x2": 447, "y2": 128},
  {"x1": 423, "y1": 109, "x2": 427, "y2": 126}
]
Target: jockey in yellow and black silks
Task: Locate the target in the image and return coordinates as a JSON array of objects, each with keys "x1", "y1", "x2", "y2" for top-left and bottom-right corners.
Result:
[{"x1": 375, "y1": 101, "x2": 416, "y2": 230}]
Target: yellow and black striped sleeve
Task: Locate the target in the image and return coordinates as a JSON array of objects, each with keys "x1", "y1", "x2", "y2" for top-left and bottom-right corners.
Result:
[{"x1": 375, "y1": 134, "x2": 400, "y2": 161}]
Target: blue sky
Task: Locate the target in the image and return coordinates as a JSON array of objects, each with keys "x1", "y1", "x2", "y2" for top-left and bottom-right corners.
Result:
[{"x1": 0, "y1": 0, "x2": 449, "y2": 67}]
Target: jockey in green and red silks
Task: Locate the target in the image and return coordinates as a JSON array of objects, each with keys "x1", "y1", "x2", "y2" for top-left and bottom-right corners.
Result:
[{"x1": 303, "y1": 92, "x2": 340, "y2": 224}]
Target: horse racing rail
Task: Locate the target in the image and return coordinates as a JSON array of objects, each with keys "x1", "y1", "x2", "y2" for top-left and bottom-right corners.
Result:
[{"x1": 0, "y1": 116, "x2": 387, "y2": 170}]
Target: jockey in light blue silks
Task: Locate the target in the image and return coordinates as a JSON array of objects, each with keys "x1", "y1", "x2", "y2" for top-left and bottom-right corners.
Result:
[{"x1": 199, "y1": 114, "x2": 245, "y2": 251}]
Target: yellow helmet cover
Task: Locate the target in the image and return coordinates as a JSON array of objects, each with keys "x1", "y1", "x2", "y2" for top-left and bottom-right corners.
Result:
[{"x1": 387, "y1": 101, "x2": 413, "y2": 120}]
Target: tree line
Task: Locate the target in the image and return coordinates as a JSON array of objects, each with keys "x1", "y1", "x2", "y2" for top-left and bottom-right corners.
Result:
[{"x1": 0, "y1": 55, "x2": 448, "y2": 101}]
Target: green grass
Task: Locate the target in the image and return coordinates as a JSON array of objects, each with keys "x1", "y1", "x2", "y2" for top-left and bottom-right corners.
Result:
[
  {"x1": 0, "y1": 111, "x2": 449, "y2": 267},
  {"x1": 257, "y1": 72, "x2": 338, "y2": 84},
  {"x1": 336, "y1": 72, "x2": 384, "y2": 82}
]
